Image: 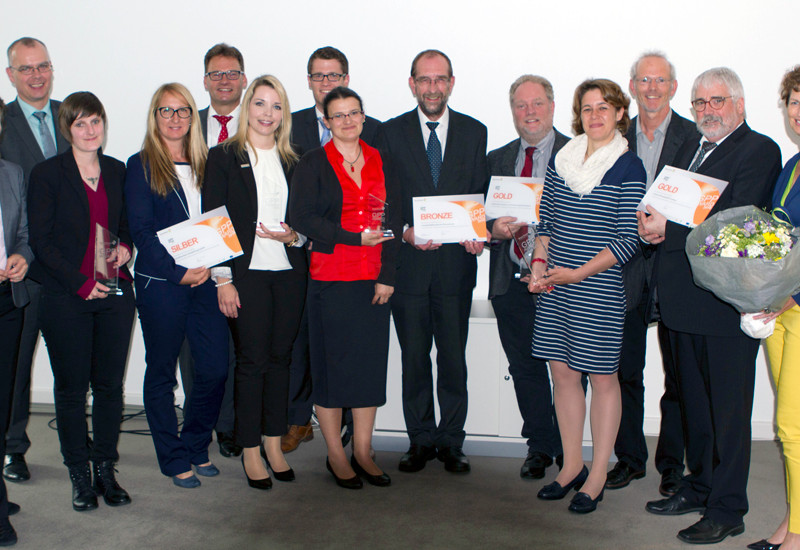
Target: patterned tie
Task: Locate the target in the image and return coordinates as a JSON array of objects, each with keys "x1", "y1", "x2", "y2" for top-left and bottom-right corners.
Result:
[
  {"x1": 213, "y1": 115, "x2": 233, "y2": 144},
  {"x1": 689, "y1": 141, "x2": 717, "y2": 172},
  {"x1": 33, "y1": 111, "x2": 57, "y2": 159},
  {"x1": 318, "y1": 117, "x2": 331, "y2": 146},
  {"x1": 426, "y1": 122, "x2": 442, "y2": 187},
  {"x1": 513, "y1": 147, "x2": 537, "y2": 259}
]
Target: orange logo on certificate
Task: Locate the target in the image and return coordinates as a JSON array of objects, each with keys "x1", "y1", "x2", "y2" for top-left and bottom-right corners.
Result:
[
  {"x1": 520, "y1": 183, "x2": 544, "y2": 221},
  {"x1": 197, "y1": 216, "x2": 243, "y2": 254},
  {"x1": 692, "y1": 180, "x2": 721, "y2": 226},
  {"x1": 451, "y1": 200, "x2": 486, "y2": 236}
]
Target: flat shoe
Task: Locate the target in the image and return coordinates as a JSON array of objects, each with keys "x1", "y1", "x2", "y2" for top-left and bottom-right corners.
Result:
[
  {"x1": 568, "y1": 489, "x2": 604, "y2": 513},
  {"x1": 172, "y1": 474, "x2": 201, "y2": 489},
  {"x1": 194, "y1": 463, "x2": 220, "y2": 477},
  {"x1": 537, "y1": 465, "x2": 589, "y2": 500}
]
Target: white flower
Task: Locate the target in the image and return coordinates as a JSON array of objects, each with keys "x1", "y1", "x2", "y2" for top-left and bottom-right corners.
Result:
[
  {"x1": 746, "y1": 244, "x2": 765, "y2": 258},
  {"x1": 720, "y1": 245, "x2": 739, "y2": 258}
]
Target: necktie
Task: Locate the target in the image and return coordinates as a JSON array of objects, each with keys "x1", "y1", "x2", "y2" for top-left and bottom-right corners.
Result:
[
  {"x1": 689, "y1": 142, "x2": 717, "y2": 172},
  {"x1": 513, "y1": 147, "x2": 537, "y2": 259},
  {"x1": 33, "y1": 111, "x2": 57, "y2": 159},
  {"x1": 426, "y1": 122, "x2": 442, "y2": 187},
  {"x1": 213, "y1": 115, "x2": 233, "y2": 144},
  {"x1": 319, "y1": 117, "x2": 331, "y2": 146}
]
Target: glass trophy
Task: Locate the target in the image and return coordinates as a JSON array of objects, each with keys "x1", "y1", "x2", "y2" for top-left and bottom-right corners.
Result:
[
  {"x1": 366, "y1": 193, "x2": 394, "y2": 238},
  {"x1": 511, "y1": 223, "x2": 553, "y2": 292},
  {"x1": 94, "y1": 224, "x2": 123, "y2": 295}
]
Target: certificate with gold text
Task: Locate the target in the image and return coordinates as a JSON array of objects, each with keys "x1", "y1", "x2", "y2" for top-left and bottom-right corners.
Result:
[
  {"x1": 412, "y1": 194, "x2": 487, "y2": 244},
  {"x1": 638, "y1": 166, "x2": 729, "y2": 228},
  {"x1": 157, "y1": 206, "x2": 244, "y2": 268},
  {"x1": 484, "y1": 176, "x2": 544, "y2": 224}
]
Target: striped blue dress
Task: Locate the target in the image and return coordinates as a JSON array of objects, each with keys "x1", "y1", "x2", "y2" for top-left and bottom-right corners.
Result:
[{"x1": 532, "y1": 151, "x2": 646, "y2": 374}]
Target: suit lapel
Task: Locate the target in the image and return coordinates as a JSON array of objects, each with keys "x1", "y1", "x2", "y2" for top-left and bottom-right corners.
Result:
[
  {"x1": 500, "y1": 140, "x2": 518, "y2": 175},
  {"x1": 697, "y1": 123, "x2": 749, "y2": 174},
  {"x1": 658, "y1": 111, "x2": 688, "y2": 174},
  {"x1": 626, "y1": 119, "x2": 638, "y2": 155},
  {"x1": 237, "y1": 148, "x2": 259, "y2": 220},
  {"x1": 402, "y1": 111, "x2": 434, "y2": 188},
  {"x1": 61, "y1": 151, "x2": 90, "y2": 218},
  {"x1": 7, "y1": 102, "x2": 45, "y2": 164}
]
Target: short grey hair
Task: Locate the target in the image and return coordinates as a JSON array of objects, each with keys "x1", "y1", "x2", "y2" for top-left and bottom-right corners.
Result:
[
  {"x1": 629, "y1": 50, "x2": 676, "y2": 81},
  {"x1": 509, "y1": 75, "x2": 554, "y2": 105},
  {"x1": 691, "y1": 67, "x2": 745, "y2": 101}
]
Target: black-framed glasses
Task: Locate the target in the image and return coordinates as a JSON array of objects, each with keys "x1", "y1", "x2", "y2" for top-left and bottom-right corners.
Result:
[
  {"x1": 205, "y1": 70, "x2": 244, "y2": 81},
  {"x1": 327, "y1": 110, "x2": 364, "y2": 123},
  {"x1": 156, "y1": 106, "x2": 192, "y2": 119},
  {"x1": 309, "y1": 73, "x2": 344, "y2": 82},
  {"x1": 10, "y1": 61, "x2": 53, "y2": 75},
  {"x1": 634, "y1": 76, "x2": 671, "y2": 86},
  {"x1": 692, "y1": 96, "x2": 731, "y2": 112}
]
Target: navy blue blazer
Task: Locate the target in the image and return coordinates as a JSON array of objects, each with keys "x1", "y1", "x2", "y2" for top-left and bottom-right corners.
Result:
[{"x1": 772, "y1": 151, "x2": 800, "y2": 304}]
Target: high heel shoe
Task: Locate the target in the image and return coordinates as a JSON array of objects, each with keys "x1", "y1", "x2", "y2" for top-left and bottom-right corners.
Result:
[
  {"x1": 241, "y1": 455, "x2": 272, "y2": 490},
  {"x1": 568, "y1": 488, "x2": 604, "y2": 513},
  {"x1": 746, "y1": 539, "x2": 782, "y2": 550},
  {"x1": 261, "y1": 445, "x2": 295, "y2": 482},
  {"x1": 537, "y1": 465, "x2": 589, "y2": 500},
  {"x1": 350, "y1": 455, "x2": 391, "y2": 487},
  {"x1": 326, "y1": 458, "x2": 362, "y2": 490}
]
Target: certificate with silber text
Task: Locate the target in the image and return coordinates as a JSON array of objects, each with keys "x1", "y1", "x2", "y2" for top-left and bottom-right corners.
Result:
[
  {"x1": 157, "y1": 206, "x2": 244, "y2": 268},
  {"x1": 412, "y1": 194, "x2": 487, "y2": 245},
  {"x1": 484, "y1": 176, "x2": 544, "y2": 224},
  {"x1": 638, "y1": 166, "x2": 729, "y2": 228}
]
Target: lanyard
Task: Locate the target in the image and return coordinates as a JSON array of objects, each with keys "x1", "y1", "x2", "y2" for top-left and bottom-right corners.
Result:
[{"x1": 780, "y1": 159, "x2": 800, "y2": 207}]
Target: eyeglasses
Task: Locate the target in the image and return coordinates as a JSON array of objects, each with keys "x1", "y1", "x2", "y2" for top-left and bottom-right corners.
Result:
[
  {"x1": 634, "y1": 76, "x2": 671, "y2": 86},
  {"x1": 691, "y1": 96, "x2": 731, "y2": 112},
  {"x1": 327, "y1": 110, "x2": 364, "y2": 123},
  {"x1": 414, "y1": 76, "x2": 450, "y2": 87},
  {"x1": 309, "y1": 73, "x2": 345, "y2": 82},
  {"x1": 156, "y1": 106, "x2": 192, "y2": 119},
  {"x1": 10, "y1": 61, "x2": 53, "y2": 75},
  {"x1": 205, "y1": 70, "x2": 244, "y2": 81}
]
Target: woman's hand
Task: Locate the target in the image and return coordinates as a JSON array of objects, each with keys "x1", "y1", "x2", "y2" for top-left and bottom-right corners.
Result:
[
  {"x1": 179, "y1": 267, "x2": 211, "y2": 287},
  {"x1": 361, "y1": 231, "x2": 394, "y2": 247},
  {"x1": 256, "y1": 222, "x2": 297, "y2": 244},
  {"x1": 216, "y1": 279, "x2": 240, "y2": 318},
  {"x1": 540, "y1": 266, "x2": 583, "y2": 286},
  {"x1": 86, "y1": 281, "x2": 110, "y2": 300},
  {"x1": 113, "y1": 246, "x2": 132, "y2": 268},
  {"x1": 372, "y1": 283, "x2": 394, "y2": 305},
  {"x1": 527, "y1": 262, "x2": 550, "y2": 293},
  {"x1": 751, "y1": 297, "x2": 796, "y2": 323}
]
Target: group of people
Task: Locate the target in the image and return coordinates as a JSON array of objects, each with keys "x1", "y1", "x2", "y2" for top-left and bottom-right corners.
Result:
[{"x1": 0, "y1": 35, "x2": 798, "y2": 549}]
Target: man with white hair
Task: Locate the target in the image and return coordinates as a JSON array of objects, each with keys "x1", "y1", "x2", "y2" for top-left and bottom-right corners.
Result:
[{"x1": 639, "y1": 67, "x2": 781, "y2": 544}]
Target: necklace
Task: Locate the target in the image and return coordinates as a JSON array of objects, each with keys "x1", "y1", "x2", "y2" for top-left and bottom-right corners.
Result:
[
  {"x1": 342, "y1": 146, "x2": 362, "y2": 172},
  {"x1": 86, "y1": 176, "x2": 99, "y2": 187}
]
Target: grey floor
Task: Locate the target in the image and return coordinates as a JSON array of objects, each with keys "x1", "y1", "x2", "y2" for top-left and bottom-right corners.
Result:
[{"x1": 4, "y1": 412, "x2": 788, "y2": 549}]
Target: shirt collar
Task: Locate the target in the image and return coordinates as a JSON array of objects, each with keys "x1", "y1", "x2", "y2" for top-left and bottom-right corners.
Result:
[
  {"x1": 519, "y1": 128, "x2": 555, "y2": 154},
  {"x1": 636, "y1": 109, "x2": 672, "y2": 140},
  {"x1": 417, "y1": 105, "x2": 449, "y2": 129},
  {"x1": 17, "y1": 97, "x2": 53, "y2": 120}
]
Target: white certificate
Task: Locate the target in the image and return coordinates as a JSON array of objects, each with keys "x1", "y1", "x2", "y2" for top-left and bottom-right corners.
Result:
[
  {"x1": 638, "y1": 165, "x2": 729, "y2": 228},
  {"x1": 484, "y1": 176, "x2": 544, "y2": 224},
  {"x1": 412, "y1": 194, "x2": 487, "y2": 244},
  {"x1": 157, "y1": 206, "x2": 244, "y2": 268}
]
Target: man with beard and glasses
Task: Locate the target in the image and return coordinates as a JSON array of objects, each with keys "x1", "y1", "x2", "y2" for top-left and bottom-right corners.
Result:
[
  {"x1": 639, "y1": 67, "x2": 781, "y2": 545},
  {"x1": 375, "y1": 49, "x2": 487, "y2": 475}
]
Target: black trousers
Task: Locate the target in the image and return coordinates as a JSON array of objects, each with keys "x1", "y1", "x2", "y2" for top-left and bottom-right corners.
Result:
[
  {"x1": 39, "y1": 282, "x2": 135, "y2": 468},
  {"x1": 286, "y1": 304, "x2": 313, "y2": 426},
  {"x1": 230, "y1": 270, "x2": 306, "y2": 448},
  {"x1": 0, "y1": 285, "x2": 23, "y2": 520}
]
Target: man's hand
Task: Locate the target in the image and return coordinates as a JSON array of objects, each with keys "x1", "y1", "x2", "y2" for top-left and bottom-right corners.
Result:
[
  {"x1": 0, "y1": 254, "x2": 28, "y2": 283},
  {"x1": 403, "y1": 226, "x2": 441, "y2": 251},
  {"x1": 637, "y1": 205, "x2": 667, "y2": 244}
]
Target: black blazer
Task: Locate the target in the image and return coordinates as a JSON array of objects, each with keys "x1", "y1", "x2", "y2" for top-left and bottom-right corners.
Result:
[
  {"x1": 0, "y1": 99, "x2": 70, "y2": 183},
  {"x1": 288, "y1": 145, "x2": 401, "y2": 287},
  {"x1": 375, "y1": 109, "x2": 488, "y2": 295},
  {"x1": 290, "y1": 106, "x2": 381, "y2": 155},
  {"x1": 623, "y1": 110, "x2": 699, "y2": 313},
  {"x1": 486, "y1": 130, "x2": 570, "y2": 299},
  {"x1": 199, "y1": 107, "x2": 210, "y2": 142},
  {"x1": 654, "y1": 122, "x2": 781, "y2": 336},
  {"x1": 27, "y1": 150, "x2": 131, "y2": 295},
  {"x1": 202, "y1": 143, "x2": 308, "y2": 280}
]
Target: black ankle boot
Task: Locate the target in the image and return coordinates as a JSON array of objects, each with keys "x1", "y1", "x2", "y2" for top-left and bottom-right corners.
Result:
[
  {"x1": 92, "y1": 460, "x2": 131, "y2": 506},
  {"x1": 68, "y1": 463, "x2": 98, "y2": 512}
]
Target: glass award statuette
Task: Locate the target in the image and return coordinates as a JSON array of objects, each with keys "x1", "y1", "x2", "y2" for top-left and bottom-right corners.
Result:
[
  {"x1": 94, "y1": 223, "x2": 123, "y2": 295},
  {"x1": 511, "y1": 223, "x2": 536, "y2": 280},
  {"x1": 366, "y1": 193, "x2": 394, "y2": 238}
]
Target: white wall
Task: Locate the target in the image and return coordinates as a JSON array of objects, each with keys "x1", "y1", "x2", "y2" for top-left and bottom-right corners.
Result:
[{"x1": 3, "y1": 0, "x2": 794, "y2": 438}]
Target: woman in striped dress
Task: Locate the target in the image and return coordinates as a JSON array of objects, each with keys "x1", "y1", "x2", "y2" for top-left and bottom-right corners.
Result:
[{"x1": 529, "y1": 79, "x2": 645, "y2": 514}]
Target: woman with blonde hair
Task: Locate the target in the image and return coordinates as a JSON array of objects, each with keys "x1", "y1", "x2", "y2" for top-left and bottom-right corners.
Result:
[
  {"x1": 203, "y1": 75, "x2": 307, "y2": 490},
  {"x1": 125, "y1": 83, "x2": 229, "y2": 489}
]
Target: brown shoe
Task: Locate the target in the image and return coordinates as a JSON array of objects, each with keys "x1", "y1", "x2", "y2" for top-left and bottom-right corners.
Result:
[{"x1": 281, "y1": 422, "x2": 314, "y2": 453}]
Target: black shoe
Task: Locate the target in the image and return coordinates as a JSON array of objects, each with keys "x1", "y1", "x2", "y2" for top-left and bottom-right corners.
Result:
[
  {"x1": 260, "y1": 446, "x2": 295, "y2": 482},
  {"x1": 645, "y1": 494, "x2": 705, "y2": 516},
  {"x1": 326, "y1": 458, "x2": 362, "y2": 490},
  {"x1": 537, "y1": 465, "x2": 589, "y2": 500},
  {"x1": 398, "y1": 445, "x2": 437, "y2": 473},
  {"x1": 350, "y1": 455, "x2": 391, "y2": 487},
  {"x1": 92, "y1": 460, "x2": 131, "y2": 506},
  {"x1": 217, "y1": 431, "x2": 242, "y2": 458},
  {"x1": 677, "y1": 517, "x2": 745, "y2": 544},
  {"x1": 659, "y1": 468, "x2": 683, "y2": 497},
  {"x1": 0, "y1": 518, "x2": 17, "y2": 547},
  {"x1": 438, "y1": 447, "x2": 470, "y2": 473},
  {"x1": 241, "y1": 455, "x2": 272, "y2": 490},
  {"x1": 2, "y1": 455, "x2": 29, "y2": 483},
  {"x1": 568, "y1": 488, "x2": 604, "y2": 514},
  {"x1": 6, "y1": 503, "x2": 19, "y2": 516},
  {"x1": 747, "y1": 538, "x2": 782, "y2": 550},
  {"x1": 605, "y1": 461, "x2": 645, "y2": 489},
  {"x1": 68, "y1": 464, "x2": 98, "y2": 512},
  {"x1": 520, "y1": 451, "x2": 553, "y2": 480}
]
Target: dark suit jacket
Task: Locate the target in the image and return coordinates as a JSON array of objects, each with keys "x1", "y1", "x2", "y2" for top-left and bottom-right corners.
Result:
[
  {"x1": 290, "y1": 106, "x2": 381, "y2": 156},
  {"x1": 0, "y1": 99, "x2": 70, "y2": 184},
  {"x1": 199, "y1": 107, "x2": 210, "y2": 142},
  {"x1": 0, "y1": 160, "x2": 33, "y2": 307},
  {"x1": 202, "y1": 144, "x2": 308, "y2": 280},
  {"x1": 27, "y1": 150, "x2": 131, "y2": 295},
  {"x1": 655, "y1": 122, "x2": 781, "y2": 336},
  {"x1": 486, "y1": 130, "x2": 569, "y2": 299},
  {"x1": 623, "y1": 110, "x2": 699, "y2": 312},
  {"x1": 375, "y1": 109, "x2": 488, "y2": 295}
]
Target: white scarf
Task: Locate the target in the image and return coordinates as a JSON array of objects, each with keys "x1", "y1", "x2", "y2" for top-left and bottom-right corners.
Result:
[{"x1": 554, "y1": 130, "x2": 628, "y2": 196}]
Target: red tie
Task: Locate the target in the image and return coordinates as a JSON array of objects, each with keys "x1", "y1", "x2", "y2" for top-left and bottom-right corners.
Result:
[
  {"x1": 213, "y1": 115, "x2": 233, "y2": 144},
  {"x1": 513, "y1": 147, "x2": 536, "y2": 259}
]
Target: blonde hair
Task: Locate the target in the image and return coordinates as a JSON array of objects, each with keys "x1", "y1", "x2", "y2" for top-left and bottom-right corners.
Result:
[
  {"x1": 141, "y1": 83, "x2": 207, "y2": 197},
  {"x1": 226, "y1": 75, "x2": 297, "y2": 166}
]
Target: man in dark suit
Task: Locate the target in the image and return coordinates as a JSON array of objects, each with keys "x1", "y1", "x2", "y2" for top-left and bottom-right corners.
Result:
[
  {"x1": 282, "y1": 46, "x2": 381, "y2": 454},
  {"x1": 375, "y1": 49, "x2": 487, "y2": 474},
  {"x1": 640, "y1": 67, "x2": 781, "y2": 545},
  {"x1": 1, "y1": 37, "x2": 68, "y2": 484},
  {"x1": 487, "y1": 75, "x2": 568, "y2": 480},
  {"x1": 606, "y1": 52, "x2": 699, "y2": 495}
]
